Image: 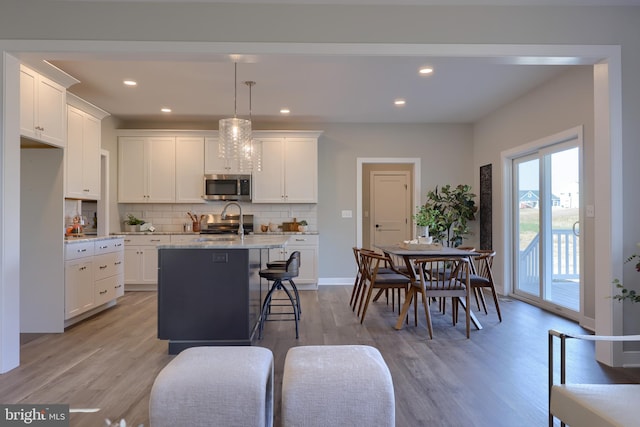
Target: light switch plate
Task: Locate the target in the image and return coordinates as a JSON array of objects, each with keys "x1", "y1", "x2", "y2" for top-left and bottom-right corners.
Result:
[
  {"x1": 586, "y1": 205, "x2": 595, "y2": 217},
  {"x1": 341, "y1": 210, "x2": 353, "y2": 218}
]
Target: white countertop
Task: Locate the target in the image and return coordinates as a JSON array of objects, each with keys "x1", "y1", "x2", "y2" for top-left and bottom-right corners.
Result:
[
  {"x1": 157, "y1": 235, "x2": 289, "y2": 250},
  {"x1": 65, "y1": 235, "x2": 124, "y2": 244}
]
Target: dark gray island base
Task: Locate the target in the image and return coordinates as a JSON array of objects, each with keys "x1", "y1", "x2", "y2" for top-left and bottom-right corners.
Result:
[{"x1": 157, "y1": 236, "x2": 288, "y2": 354}]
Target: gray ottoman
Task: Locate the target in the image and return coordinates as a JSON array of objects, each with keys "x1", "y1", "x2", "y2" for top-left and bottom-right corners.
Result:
[
  {"x1": 282, "y1": 345, "x2": 395, "y2": 427},
  {"x1": 149, "y1": 346, "x2": 274, "y2": 427}
]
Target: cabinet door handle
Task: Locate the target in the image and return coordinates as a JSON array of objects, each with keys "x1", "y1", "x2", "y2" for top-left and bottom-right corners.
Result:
[
  {"x1": 115, "y1": 243, "x2": 123, "y2": 247},
  {"x1": 124, "y1": 239, "x2": 131, "y2": 243},
  {"x1": 150, "y1": 239, "x2": 161, "y2": 242},
  {"x1": 115, "y1": 261, "x2": 122, "y2": 265},
  {"x1": 295, "y1": 238, "x2": 307, "y2": 242},
  {"x1": 77, "y1": 248, "x2": 87, "y2": 253},
  {"x1": 99, "y1": 265, "x2": 108, "y2": 269},
  {"x1": 99, "y1": 290, "x2": 108, "y2": 295},
  {"x1": 99, "y1": 245, "x2": 108, "y2": 249},
  {"x1": 83, "y1": 189, "x2": 90, "y2": 192}
]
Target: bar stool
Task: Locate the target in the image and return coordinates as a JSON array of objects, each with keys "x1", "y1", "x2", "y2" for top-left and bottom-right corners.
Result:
[
  {"x1": 266, "y1": 251, "x2": 301, "y2": 318},
  {"x1": 259, "y1": 252, "x2": 300, "y2": 339}
]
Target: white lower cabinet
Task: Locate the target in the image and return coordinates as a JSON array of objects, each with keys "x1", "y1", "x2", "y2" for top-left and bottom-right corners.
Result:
[
  {"x1": 123, "y1": 235, "x2": 171, "y2": 288},
  {"x1": 65, "y1": 249, "x2": 94, "y2": 319},
  {"x1": 64, "y1": 238, "x2": 124, "y2": 321},
  {"x1": 268, "y1": 235, "x2": 319, "y2": 288}
]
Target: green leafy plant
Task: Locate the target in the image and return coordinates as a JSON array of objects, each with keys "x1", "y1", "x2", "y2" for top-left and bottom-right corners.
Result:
[
  {"x1": 413, "y1": 205, "x2": 439, "y2": 228},
  {"x1": 613, "y1": 249, "x2": 640, "y2": 303},
  {"x1": 422, "y1": 184, "x2": 477, "y2": 247},
  {"x1": 125, "y1": 214, "x2": 145, "y2": 226},
  {"x1": 298, "y1": 220, "x2": 308, "y2": 226}
]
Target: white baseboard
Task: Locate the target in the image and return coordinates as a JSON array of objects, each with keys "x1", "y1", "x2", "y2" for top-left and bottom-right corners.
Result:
[
  {"x1": 318, "y1": 277, "x2": 354, "y2": 286},
  {"x1": 580, "y1": 315, "x2": 595, "y2": 332}
]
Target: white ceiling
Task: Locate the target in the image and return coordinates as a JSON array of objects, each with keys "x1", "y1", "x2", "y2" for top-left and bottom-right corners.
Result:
[
  {"x1": 46, "y1": 55, "x2": 577, "y2": 124},
  {"x1": 34, "y1": 0, "x2": 638, "y2": 125}
]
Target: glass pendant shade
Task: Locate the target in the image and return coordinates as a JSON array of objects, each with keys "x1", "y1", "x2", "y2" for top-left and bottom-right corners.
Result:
[{"x1": 218, "y1": 117, "x2": 252, "y2": 171}]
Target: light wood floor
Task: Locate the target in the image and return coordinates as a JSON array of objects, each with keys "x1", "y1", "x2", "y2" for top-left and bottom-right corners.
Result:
[{"x1": 4, "y1": 287, "x2": 640, "y2": 427}]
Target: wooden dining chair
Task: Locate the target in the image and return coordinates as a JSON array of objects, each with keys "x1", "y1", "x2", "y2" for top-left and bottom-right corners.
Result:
[
  {"x1": 414, "y1": 257, "x2": 472, "y2": 339},
  {"x1": 469, "y1": 250, "x2": 502, "y2": 322},
  {"x1": 358, "y1": 251, "x2": 411, "y2": 324},
  {"x1": 350, "y1": 247, "x2": 368, "y2": 311}
]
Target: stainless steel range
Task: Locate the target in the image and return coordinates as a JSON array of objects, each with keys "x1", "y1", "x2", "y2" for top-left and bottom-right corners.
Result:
[{"x1": 200, "y1": 214, "x2": 254, "y2": 235}]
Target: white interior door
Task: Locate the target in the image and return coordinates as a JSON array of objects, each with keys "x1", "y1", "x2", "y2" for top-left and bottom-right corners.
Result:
[{"x1": 370, "y1": 171, "x2": 411, "y2": 248}]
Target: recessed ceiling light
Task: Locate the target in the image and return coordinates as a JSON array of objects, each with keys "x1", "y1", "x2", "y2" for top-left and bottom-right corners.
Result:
[
  {"x1": 161, "y1": 108, "x2": 172, "y2": 113},
  {"x1": 394, "y1": 99, "x2": 406, "y2": 106},
  {"x1": 280, "y1": 108, "x2": 290, "y2": 114},
  {"x1": 123, "y1": 80, "x2": 137, "y2": 86},
  {"x1": 419, "y1": 67, "x2": 434, "y2": 75}
]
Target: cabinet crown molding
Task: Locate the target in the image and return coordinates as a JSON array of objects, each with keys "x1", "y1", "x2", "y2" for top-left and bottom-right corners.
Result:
[{"x1": 116, "y1": 129, "x2": 323, "y2": 139}]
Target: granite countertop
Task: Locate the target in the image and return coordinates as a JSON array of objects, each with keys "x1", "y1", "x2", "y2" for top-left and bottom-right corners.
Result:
[
  {"x1": 115, "y1": 231, "x2": 319, "y2": 236},
  {"x1": 157, "y1": 235, "x2": 290, "y2": 250},
  {"x1": 65, "y1": 235, "x2": 125, "y2": 244}
]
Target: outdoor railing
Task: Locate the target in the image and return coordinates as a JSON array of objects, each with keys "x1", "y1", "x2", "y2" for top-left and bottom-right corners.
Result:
[{"x1": 519, "y1": 229, "x2": 579, "y2": 287}]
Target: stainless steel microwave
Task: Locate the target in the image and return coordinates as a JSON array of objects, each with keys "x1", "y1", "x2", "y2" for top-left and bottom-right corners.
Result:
[{"x1": 203, "y1": 174, "x2": 251, "y2": 201}]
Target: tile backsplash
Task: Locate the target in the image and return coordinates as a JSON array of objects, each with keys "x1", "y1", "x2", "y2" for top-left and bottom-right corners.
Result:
[{"x1": 117, "y1": 202, "x2": 318, "y2": 233}]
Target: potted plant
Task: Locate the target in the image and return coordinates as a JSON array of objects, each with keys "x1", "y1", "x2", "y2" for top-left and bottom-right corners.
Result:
[
  {"x1": 413, "y1": 205, "x2": 438, "y2": 237},
  {"x1": 124, "y1": 214, "x2": 145, "y2": 232},
  {"x1": 298, "y1": 220, "x2": 309, "y2": 232},
  {"x1": 422, "y1": 184, "x2": 478, "y2": 247},
  {"x1": 613, "y1": 244, "x2": 640, "y2": 302}
]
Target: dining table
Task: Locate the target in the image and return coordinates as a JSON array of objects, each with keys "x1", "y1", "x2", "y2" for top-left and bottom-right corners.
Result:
[{"x1": 376, "y1": 244, "x2": 482, "y2": 331}]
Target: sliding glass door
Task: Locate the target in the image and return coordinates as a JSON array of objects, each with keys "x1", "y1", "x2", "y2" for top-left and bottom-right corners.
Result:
[{"x1": 513, "y1": 139, "x2": 581, "y2": 316}]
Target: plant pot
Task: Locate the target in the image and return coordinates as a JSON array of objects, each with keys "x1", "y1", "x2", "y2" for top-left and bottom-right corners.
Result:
[
  {"x1": 416, "y1": 225, "x2": 429, "y2": 237},
  {"x1": 125, "y1": 224, "x2": 139, "y2": 232},
  {"x1": 298, "y1": 225, "x2": 308, "y2": 232}
]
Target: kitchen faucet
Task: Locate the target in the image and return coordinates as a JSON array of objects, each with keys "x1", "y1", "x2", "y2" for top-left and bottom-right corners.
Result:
[{"x1": 221, "y1": 202, "x2": 244, "y2": 239}]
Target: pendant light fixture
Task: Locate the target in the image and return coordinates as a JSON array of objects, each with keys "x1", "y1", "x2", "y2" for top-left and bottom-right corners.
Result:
[
  {"x1": 242, "y1": 80, "x2": 262, "y2": 172},
  {"x1": 218, "y1": 62, "x2": 252, "y2": 170}
]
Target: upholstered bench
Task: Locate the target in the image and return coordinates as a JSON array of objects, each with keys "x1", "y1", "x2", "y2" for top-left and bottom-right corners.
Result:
[
  {"x1": 549, "y1": 330, "x2": 640, "y2": 427},
  {"x1": 282, "y1": 345, "x2": 395, "y2": 427},
  {"x1": 550, "y1": 384, "x2": 640, "y2": 427},
  {"x1": 149, "y1": 346, "x2": 274, "y2": 427}
]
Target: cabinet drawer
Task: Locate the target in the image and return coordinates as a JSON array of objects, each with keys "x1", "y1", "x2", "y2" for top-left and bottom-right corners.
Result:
[
  {"x1": 123, "y1": 235, "x2": 171, "y2": 246},
  {"x1": 65, "y1": 241, "x2": 95, "y2": 260},
  {"x1": 95, "y1": 275, "x2": 117, "y2": 306},
  {"x1": 94, "y1": 238, "x2": 125, "y2": 255},
  {"x1": 286, "y1": 235, "x2": 319, "y2": 246},
  {"x1": 94, "y1": 252, "x2": 124, "y2": 281}
]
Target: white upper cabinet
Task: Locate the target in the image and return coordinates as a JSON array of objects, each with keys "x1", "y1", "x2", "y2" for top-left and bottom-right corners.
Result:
[
  {"x1": 176, "y1": 136, "x2": 205, "y2": 203},
  {"x1": 20, "y1": 65, "x2": 67, "y2": 147},
  {"x1": 118, "y1": 136, "x2": 176, "y2": 203},
  {"x1": 252, "y1": 132, "x2": 320, "y2": 203},
  {"x1": 65, "y1": 103, "x2": 103, "y2": 200},
  {"x1": 204, "y1": 136, "x2": 248, "y2": 174}
]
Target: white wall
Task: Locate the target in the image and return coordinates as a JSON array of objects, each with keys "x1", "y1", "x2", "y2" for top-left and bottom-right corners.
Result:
[
  {"x1": 474, "y1": 66, "x2": 596, "y2": 320},
  {"x1": 314, "y1": 123, "x2": 474, "y2": 277}
]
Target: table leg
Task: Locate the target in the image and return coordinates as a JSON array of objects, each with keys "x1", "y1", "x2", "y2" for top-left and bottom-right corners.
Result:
[
  {"x1": 395, "y1": 287, "x2": 415, "y2": 330},
  {"x1": 457, "y1": 298, "x2": 483, "y2": 330}
]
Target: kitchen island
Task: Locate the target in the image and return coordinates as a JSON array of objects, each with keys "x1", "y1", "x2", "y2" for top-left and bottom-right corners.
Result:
[{"x1": 157, "y1": 235, "x2": 288, "y2": 354}]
